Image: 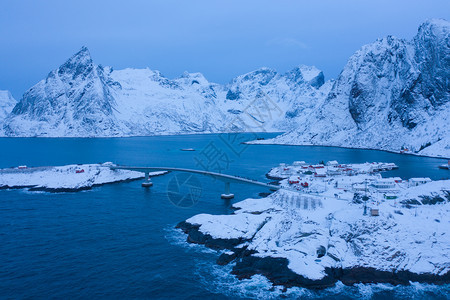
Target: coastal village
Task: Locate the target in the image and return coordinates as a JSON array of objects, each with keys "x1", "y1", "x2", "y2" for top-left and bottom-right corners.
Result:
[
  {"x1": 267, "y1": 160, "x2": 446, "y2": 216},
  {"x1": 180, "y1": 161, "x2": 450, "y2": 287}
]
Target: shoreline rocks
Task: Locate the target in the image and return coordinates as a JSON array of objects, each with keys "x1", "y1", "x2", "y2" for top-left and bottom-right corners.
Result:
[{"x1": 176, "y1": 219, "x2": 450, "y2": 289}]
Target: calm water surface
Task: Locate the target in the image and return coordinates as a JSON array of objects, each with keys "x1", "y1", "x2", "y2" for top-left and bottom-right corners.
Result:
[{"x1": 0, "y1": 134, "x2": 448, "y2": 299}]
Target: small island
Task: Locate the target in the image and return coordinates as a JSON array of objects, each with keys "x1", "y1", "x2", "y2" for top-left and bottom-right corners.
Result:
[{"x1": 0, "y1": 163, "x2": 167, "y2": 192}]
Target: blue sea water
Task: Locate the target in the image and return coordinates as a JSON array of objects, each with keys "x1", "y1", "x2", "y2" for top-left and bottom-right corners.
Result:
[{"x1": 0, "y1": 133, "x2": 449, "y2": 299}]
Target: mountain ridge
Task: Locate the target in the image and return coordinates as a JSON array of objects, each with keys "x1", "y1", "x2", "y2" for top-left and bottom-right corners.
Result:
[
  {"x1": 1, "y1": 46, "x2": 327, "y2": 137},
  {"x1": 1, "y1": 19, "x2": 448, "y2": 158},
  {"x1": 252, "y1": 18, "x2": 450, "y2": 158}
]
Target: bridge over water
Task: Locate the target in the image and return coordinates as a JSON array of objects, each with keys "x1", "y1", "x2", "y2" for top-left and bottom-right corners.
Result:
[{"x1": 110, "y1": 165, "x2": 281, "y2": 199}]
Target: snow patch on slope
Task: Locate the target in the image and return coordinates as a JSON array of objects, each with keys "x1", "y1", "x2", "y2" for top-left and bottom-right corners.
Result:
[{"x1": 0, "y1": 90, "x2": 16, "y2": 122}]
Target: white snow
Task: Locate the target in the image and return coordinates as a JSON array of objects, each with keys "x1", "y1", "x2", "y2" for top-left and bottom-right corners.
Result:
[
  {"x1": 187, "y1": 213, "x2": 269, "y2": 240},
  {"x1": 0, "y1": 90, "x2": 16, "y2": 122},
  {"x1": 0, "y1": 163, "x2": 166, "y2": 191},
  {"x1": 298, "y1": 65, "x2": 322, "y2": 82},
  {"x1": 1, "y1": 20, "x2": 448, "y2": 159},
  {"x1": 249, "y1": 19, "x2": 450, "y2": 159},
  {"x1": 183, "y1": 161, "x2": 450, "y2": 281}
]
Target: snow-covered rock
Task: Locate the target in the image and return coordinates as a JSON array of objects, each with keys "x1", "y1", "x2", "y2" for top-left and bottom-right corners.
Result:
[
  {"x1": 0, "y1": 163, "x2": 167, "y2": 192},
  {"x1": 0, "y1": 90, "x2": 16, "y2": 123},
  {"x1": 255, "y1": 19, "x2": 450, "y2": 158},
  {"x1": 179, "y1": 181, "x2": 450, "y2": 288}
]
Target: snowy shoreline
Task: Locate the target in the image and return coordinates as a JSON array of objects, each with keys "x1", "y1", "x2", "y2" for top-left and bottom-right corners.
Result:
[
  {"x1": 177, "y1": 161, "x2": 450, "y2": 289},
  {"x1": 0, "y1": 163, "x2": 168, "y2": 192},
  {"x1": 1, "y1": 131, "x2": 448, "y2": 160},
  {"x1": 246, "y1": 140, "x2": 450, "y2": 160},
  {"x1": 177, "y1": 218, "x2": 450, "y2": 289}
]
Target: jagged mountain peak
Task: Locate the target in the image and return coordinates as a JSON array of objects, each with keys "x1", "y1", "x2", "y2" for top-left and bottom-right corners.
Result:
[
  {"x1": 64, "y1": 46, "x2": 93, "y2": 67},
  {"x1": 359, "y1": 35, "x2": 408, "y2": 57},
  {"x1": 55, "y1": 46, "x2": 96, "y2": 81},
  {"x1": 3, "y1": 19, "x2": 448, "y2": 158},
  {"x1": 232, "y1": 67, "x2": 278, "y2": 86},
  {"x1": 265, "y1": 19, "x2": 450, "y2": 158},
  {"x1": 178, "y1": 71, "x2": 210, "y2": 85},
  {"x1": 68, "y1": 46, "x2": 92, "y2": 63},
  {"x1": 413, "y1": 18, "x2": 449, "y2": 108},
  {"x1": 4, "y1": 45, "x2": 119, "y2": 136},
  {"x1": 419, "y1": 18, "x2": 449, "y2": 35},
  {"x1": 284, "y1": 65, "x2": 324, "y2": 88}
]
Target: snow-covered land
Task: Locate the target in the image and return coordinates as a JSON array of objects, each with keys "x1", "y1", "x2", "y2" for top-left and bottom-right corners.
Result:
[
  {"x1": 0, "y1": 163, "x2": 166, "y2": 192},
  {"x1": 252, "y1": 19, "x2": 450, "y2": 158},
  {"x1": 1, "y1": 19, "x2": 448, "y2": 158},
  {"x1": 178, "y1": 161, "x2": 450, "y2": 289}
]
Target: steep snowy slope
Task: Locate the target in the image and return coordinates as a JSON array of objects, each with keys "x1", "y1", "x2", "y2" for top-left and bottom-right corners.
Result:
[
  {"x1": 1, "y1": 48, "x2": 327, "y2": 137},
  {"x1": 0, "y1": 90, "x2": 16, "y2": 122},
  {"x1": 3, "y1": 47, "x2": 121, "y2": 137},
  {"x1": 220, "y1": 66, "x2": 330, "y2": 132},
  {"x1": 256, "y1": 19, "x2": 450, "y2": 158},
  {"x1": 2, "y1": 19, "x2": 448, "y2": 158},
  {"x1": 108, "y1": 68, "x2": 226, "y2": 135}
]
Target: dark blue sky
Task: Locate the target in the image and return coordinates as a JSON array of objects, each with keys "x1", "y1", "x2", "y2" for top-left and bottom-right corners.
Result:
[{"x1": 1, "y1": 0, "x2": 448, "y2": 99}]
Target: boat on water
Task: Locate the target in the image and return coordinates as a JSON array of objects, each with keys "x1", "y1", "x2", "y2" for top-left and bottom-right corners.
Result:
[
  {"x1": 180, "y1": 148, "x2": 195, "y2": 151},
  {"x1": 438, "y1": 161, "x2": 450, "y2": 170}
]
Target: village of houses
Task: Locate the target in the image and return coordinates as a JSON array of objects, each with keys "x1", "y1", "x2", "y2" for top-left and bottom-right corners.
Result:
[{"x1": 267, "y1": 160, "x2": 445, "y2": 215}]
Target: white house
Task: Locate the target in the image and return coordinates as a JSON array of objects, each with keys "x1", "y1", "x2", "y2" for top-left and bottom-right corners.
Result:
[
  {"x1": 314, "y1": 169, "x2": 327, "y2": 177},
  {"x1": 372, "y1": 179, "x2": 396, "y2": 190},
  {"x1": 327, "y1": 168, "x2": 342, "y2": 176},
  {"x1": 409, "y1": 178, "x2": 432, "y2": 187},
  {"x1": 326, "y1": 160, "x2": 339, "y2": 166}
]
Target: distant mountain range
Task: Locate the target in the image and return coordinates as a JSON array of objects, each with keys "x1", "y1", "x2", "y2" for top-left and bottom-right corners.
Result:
[
  {"x1": 0, "y1": 19, "x2": 448, "y2": 157},
  {"x1": 0, "y1": 47, "x2": 328, "y2": 137}
]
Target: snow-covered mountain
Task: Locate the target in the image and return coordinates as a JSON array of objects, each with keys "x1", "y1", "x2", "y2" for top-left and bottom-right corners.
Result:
[
  {"x1": 256, "y1": 19, "x2": 450, "y2": 158},
  {"x1": 1, "y1": 47, "x2": 327, "y2": 137},
  {"x1": 2, "y1": 19, "x2": 449, "y2": 158},
  {"x1": 3, "y1": 47, "x2": 121, "y2": 136},
  {"x1": 0, "y1": 90, "x2": 16, "y2": 123}
]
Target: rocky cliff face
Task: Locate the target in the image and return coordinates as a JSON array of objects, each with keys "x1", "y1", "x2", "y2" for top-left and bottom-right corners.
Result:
[
  {"x1": 260, "y1": 19, "x2": 449, "y2": 157},
  {"x1": 220, "y1": 65, "x2": 330, "y2": 132}
]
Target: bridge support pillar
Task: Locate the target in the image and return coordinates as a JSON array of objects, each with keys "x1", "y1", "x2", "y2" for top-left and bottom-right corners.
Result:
[
  {"x1": 142, "y1": 172, "x2": 153, "y2": 187},
  {"x1": 221, "y1": 182, "x2": 234, "y2": 199}
]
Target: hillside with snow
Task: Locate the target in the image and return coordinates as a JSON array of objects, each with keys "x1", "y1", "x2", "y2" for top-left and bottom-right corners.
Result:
[
  {"x1": 0, "y1": 48, "x2": 327, "y2": 137},
  {"x1": 253, "y1": 19, "x2": 450, "y2": 158},
  {"x1": 1, "y1": 19, "x2": 448, "y2": 158},
  {"x1": 0, "y1": 90, "x2": 16, "y2": 123}
]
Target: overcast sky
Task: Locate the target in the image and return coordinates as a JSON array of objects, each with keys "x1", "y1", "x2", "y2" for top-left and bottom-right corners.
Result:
[{"x1": 1, "y1": 0, "x2": 449, "y2": 99}]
